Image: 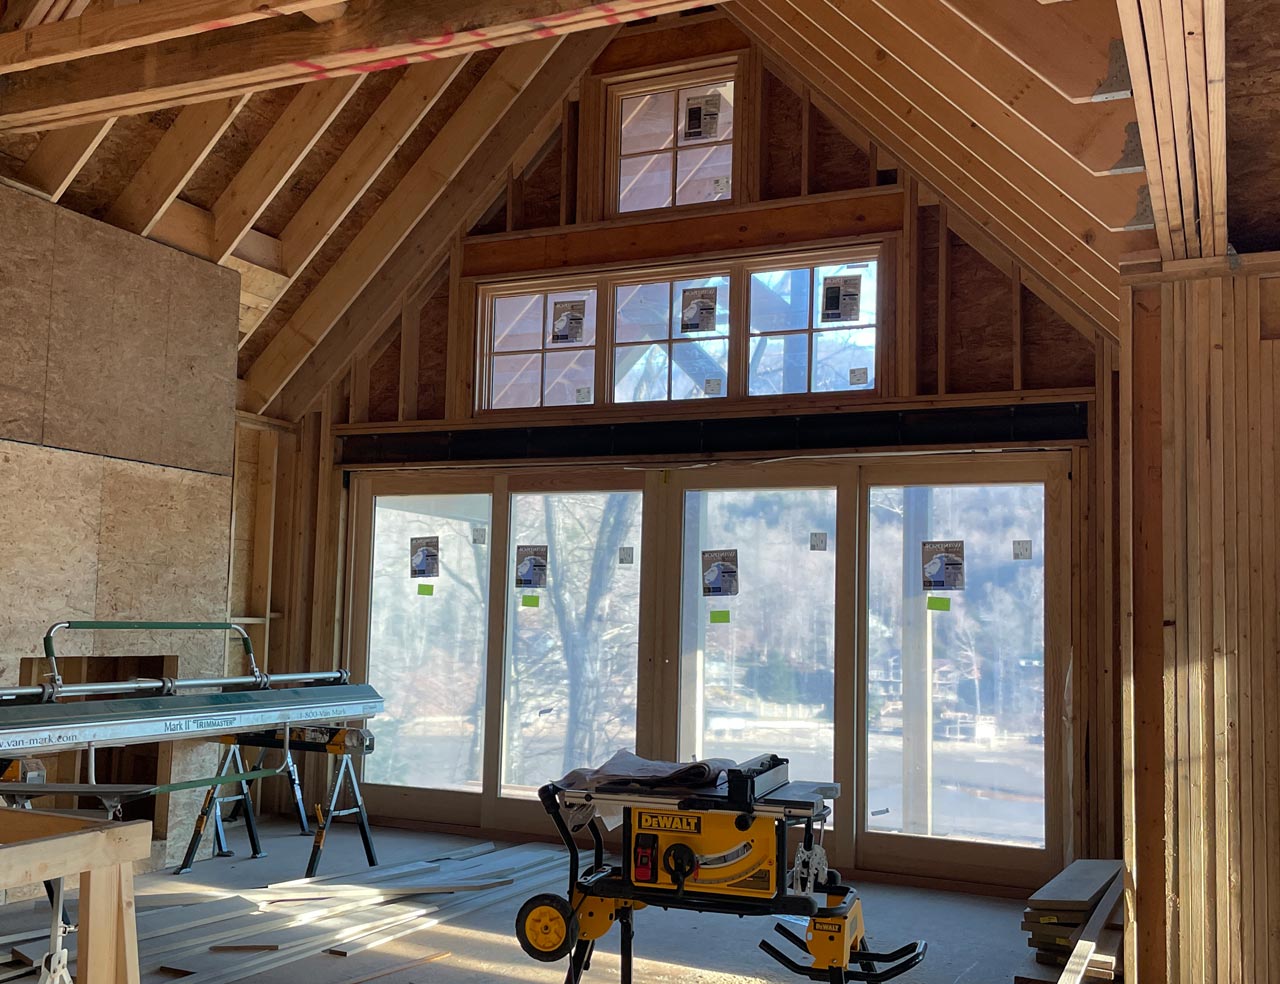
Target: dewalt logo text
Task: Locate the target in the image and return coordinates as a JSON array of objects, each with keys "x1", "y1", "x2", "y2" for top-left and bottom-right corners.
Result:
[
  {"x1": 812, "y1": 921, "x2": 844, "y2": 934},
  {"x1": 636, "y1": 811, "x2": 702, "y2": 834}
]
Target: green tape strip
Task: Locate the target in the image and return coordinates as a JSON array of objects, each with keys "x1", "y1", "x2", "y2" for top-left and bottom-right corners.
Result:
[
  {"x1": 154, "y1": 768, "x2": 277, "y2": 795},
  {"x1": 709, "y1": 610, "x2": 731, "y2": 624},
  {"x1": 522, "y1": 595, "x2": 540, "y2": 608},
  {"x1": 926, "y1": 596, "x2": 951, "y2": 612},
  {"x1": 417, "y1": 583, "x2": 434, "y2": 596}
]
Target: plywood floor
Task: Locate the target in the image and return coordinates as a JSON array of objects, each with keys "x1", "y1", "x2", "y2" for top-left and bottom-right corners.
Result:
[{"x1": 2, "y1": 819, "x2": 1048, "y2": 983}]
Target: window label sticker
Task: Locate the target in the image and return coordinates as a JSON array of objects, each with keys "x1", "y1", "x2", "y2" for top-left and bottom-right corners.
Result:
[
  {"x1": 472, "y1": 526, "x2": 487, "y2": 545},
  {"x1": 820, "y1": 274, "x2": 862, "y2": 323},
  {"x1": 409, "y1": 536, "x2": 439, "y2": 578},
  {"x1": 703, "y1": 377, "x2": 723, "y2": 395},
  {"x1": 1013, "y1": 539, "x2": 1033, "y2": 560},
  {"x1": 684, "y1": 93, "x2": 721, "y2": 140},
  {"x1": 709, "y1": 609, "x2": 731, "y2": 624},
  {"x1": 926, "y1": 595, "x2": 951, "y2": 612},
  {"x1": 922, "y1": 539, "x2": 965, "y2": 590},
  {"x1": 418, "y1": 583, "x2": 434, "y2": 596},
  {"x1": 810, "y1": 531, "x2": 828, "y2": 551},
  {"x1": 702, "y1": 548, "x2": 739, "y2": 596},
  {"x1": 619, "y1": 546, "x2": 635, "y2": 565},
  {"x1": 521, "y1": 594, "x2": 540, "y2": 608},
  {"x1": 680, "y1": 287, "x2": 718, "y2": 333},
  {"x1": 712, "y1": 175, "x2": 731, "y2": 195},
  {"x1": 550, "y1": 299, "x2": 585, "y2": 343},
  {"x1": 848, "y1": 366, "x2": 869, "y2": 386},
  {"x1": 575, "y1": 385, "x2": 593, "y2": 404},
  {"x1": 515, "y1": 544, "x2": 548, "y2": 588}
]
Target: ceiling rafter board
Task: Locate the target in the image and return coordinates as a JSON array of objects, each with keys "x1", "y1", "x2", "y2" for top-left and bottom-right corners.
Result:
[
  {"x1": 267, "y1": 32, "x2": 614, "y2": 420},
  {"x1": 772, "y1": 0, "x2": 1146, "y2": 261},
  {"x1": 14, "y1": 115, "x2": 112, "y2": 199},
  {"x1": 205, "y1": 74, "x2": 364, "y2": 264},
  {"x1": 1114, "y1": 0, "x2": 1175, "y2": 259},
  {"x1": 105, "y1": 94, "x2": 251, "y2": 236},
  {"x1": 866, "y1": 0, "x2": 1142, "y2": 178},
  {"x1": 1118, "y1": 0, "x2": 1190, "y2": 258},
  {"x1": 0, "y1": 0, "x2": 365, "y2": 75},
  {"x1": 940, "y1": 0, "x2": 1132, "y2": 104},
  {"x1": 835, "y1": 0, "x2": 1150, "y2": 232},
  {"x1": 1204, "y1": 0, "x2": 1225, "y2": 254},
  {"x1": 1179, "y1": 0, "x2": 1214, "y2": 257},
  {"x1": 730, "y1": 2, "x2": 1119, "y2": 337},
  {"x1": 241, "y1": 36, "x2": 564, "y2": 413},
  {"x1": 0, "y1": 0, "x2": 710, "y2": 132},
  {"x1": 150, "y1": 197, "x2": 283, "y2": 272},
  {"x1": 1151, "y1": 0, "x2": 1199, "y2": 257},
  {"x1": 238, "y1": 56, "x2": 471, "y2": 348}
]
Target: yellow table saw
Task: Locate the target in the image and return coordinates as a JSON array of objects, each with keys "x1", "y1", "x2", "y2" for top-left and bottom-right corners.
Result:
[{"x1": 515, "y1": 753, "x2": 926, "y2": 983}]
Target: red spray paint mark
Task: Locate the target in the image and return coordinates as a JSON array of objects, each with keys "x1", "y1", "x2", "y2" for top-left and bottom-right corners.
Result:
[
  {"x1": 292, "y1": 59, "x2": 331, "y2": 78},
  {"x1": 347, "y1": 55, "x2": 410, "y2": 73}
]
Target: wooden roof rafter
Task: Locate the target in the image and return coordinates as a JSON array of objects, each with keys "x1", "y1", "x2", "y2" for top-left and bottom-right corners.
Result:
[
  {"x1": 729, "y1": 0, "x2": 1126, "y2": 338},
  {"x1": 268, "y1": 28, "x2": 619, "y2": 420},
  {"x1": 241, "y1": 35, "x2": 576, "y2": 412},
  {"x1": 1117, "y1": 0, "x2": 1227, "y2": 259},
  {"x1": 0, "y1": 0, "x2": 713, "y2": 132}
]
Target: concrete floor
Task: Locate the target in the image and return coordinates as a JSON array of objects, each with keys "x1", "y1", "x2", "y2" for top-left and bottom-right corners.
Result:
[{"x1": 6, "y1": 819, "x2": 1049, "y2": 983}]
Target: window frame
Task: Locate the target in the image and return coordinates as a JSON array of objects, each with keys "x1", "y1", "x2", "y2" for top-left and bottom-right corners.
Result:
[
  {"x1": 605, "y1": 62, "x2": 742, "y2": 220},
  {"x1": 474, "y1": 240, "x2": 887, "y2": 416}
]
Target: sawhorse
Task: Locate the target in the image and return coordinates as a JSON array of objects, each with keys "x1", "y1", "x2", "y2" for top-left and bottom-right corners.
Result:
[
  {"x1": 306, "y1": 753, "x2": 377, "y2": 878},
  {"x1": 175, "y1": 745, "x2": 265, "y2": 874}
]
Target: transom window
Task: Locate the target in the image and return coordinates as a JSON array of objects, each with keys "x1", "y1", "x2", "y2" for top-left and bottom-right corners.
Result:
[
  {"x1": 476, "y1": 245, "x2": 881, "y2": 412},
  {"x1": 748, "y1": 259, "x2": 879, "y2": 395},
  {"x1": 614, "y1": 274, "x2": 729, "y2": 402},
  {"x1": 611, "y1": 68, "x2": 736, "y2": 215},
  {"x1": 486, "y1": 287, "x2": 597, "y2": 409}
]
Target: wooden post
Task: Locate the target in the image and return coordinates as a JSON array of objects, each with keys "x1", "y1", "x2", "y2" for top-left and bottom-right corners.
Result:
[{"x1": 1127, "y1": 284, "x2": 1167, "y2": 984}]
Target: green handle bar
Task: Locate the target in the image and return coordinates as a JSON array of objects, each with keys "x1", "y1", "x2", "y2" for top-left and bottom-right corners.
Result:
[{"x1": 42, "y1": 620, "x2": 257, "y2": 684}]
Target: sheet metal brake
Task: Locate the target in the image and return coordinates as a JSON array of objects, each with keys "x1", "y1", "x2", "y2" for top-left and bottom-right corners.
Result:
[
  {"x1": 516, "y1": 752, "x2": 926, "y2": 984},
  {"x1": 0, "y1": 621, "x2": 383, "y2": 757}
]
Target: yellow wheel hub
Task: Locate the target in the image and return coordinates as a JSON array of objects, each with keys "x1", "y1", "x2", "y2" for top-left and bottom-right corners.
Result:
[
  {"x1": 526, "y1": 905, "x2": 569, "y2": 951},
  {"x1": 516, "y1": 892, "x2": 580, "y2": 962}
]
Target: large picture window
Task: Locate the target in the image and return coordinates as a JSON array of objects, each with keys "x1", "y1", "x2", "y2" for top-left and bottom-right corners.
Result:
[{"x1": 612, "y1": 69, "x2": 736, "y2": 215}]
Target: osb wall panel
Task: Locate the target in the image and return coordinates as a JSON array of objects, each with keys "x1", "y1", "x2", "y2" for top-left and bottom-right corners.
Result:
[
  {"x1": 1225, "y1": 0, "x2": 1280, "y2": 253},
  {"x1": 369, "y1": 336, "x2": 401, "y2": 423},
  {"x1": 418, "y1": 276, "x2": 451, "y2": 420},
  {"x1": 760, "y1": 69, "x2": 803, "y2": 200},
  {"x1": 517, "y1": 131, "x2": 564, "y2": 232},
  {"x1": 0, "y1": 184, "x2": 238, "y2": 476},
  {"x1": 0, "y1": 440, "x2": 232, "y2": 865},
  {"x1": 916, "y1": 205, "x2": 940, "y2": 394},
  {"x1": 809, "y1": 104, "x2": 871, "y2": 196},
  {"x1": 229, "y1": 431, "x2": 261, "y2": 618},
  {"x1": 946, "y1": 239, "x2": 1014, "y2": 393},
  {"x1": 1023, "y1": 288, "x2": 1095, "y2": 389}
]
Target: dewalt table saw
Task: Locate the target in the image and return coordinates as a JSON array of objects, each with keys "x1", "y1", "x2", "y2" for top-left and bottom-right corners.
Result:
[{"x1": 516, "y1": 754, "x2": 926, "y2": 983}]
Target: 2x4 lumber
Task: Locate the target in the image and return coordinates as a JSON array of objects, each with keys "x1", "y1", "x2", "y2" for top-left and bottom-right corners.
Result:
[
  {"x1": 241, "y1": 36, "x2": 563, "y2": 413},
  {"x1": 459, "y1": 190, "x2": 904, "y2": 278},
  {"x1": 729, "y1": 2, "x2": 1120, "y2": 338},
  {"x1": 106, "y1": 94, "x2": 248, "y2": 235},
  {"x1": 15, "y1": 116, "x2": 113, "y2": 199},
  {"x1": 268, "y1": 30, "x2": 612, "y2": 419},
  {"x1": 1057, "y1": 874, "x2": 1124, "y2": 984},
  {"x1": 209, "y1": 75, "x2": 362, "y2": 264},
  {"x1": 0, "y1": 0, "x2": 364, "y2": 75},
  {"x1": 0, "y1": 818, "x2": 150, "y2": 886},
  {"x1": 0, "y1": 0, "x2": 53, "y2": 31},
  {"x1": 941, "y1": 0, "x2": 1130, "y2": 103},
  {"x1": 837, "y1": 0, "x2": 1151, "y2": 231},
  {"x1": 150, "y1": 198, "x2": 283, "y2": 273},
  {"x1": 0, "y1": 0, "x2": 707, "y2": 132}
]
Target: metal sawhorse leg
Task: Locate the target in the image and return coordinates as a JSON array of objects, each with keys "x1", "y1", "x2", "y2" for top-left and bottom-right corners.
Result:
[
  {"x1": 175, "y1": 746, "x2": 266, "y2": 875},
  {"x1": 227, "y1": 746, "x2": 310, "y2": 834},
  {"x1": 304, "y1": 753, "x2": 377, "y2": 878}
]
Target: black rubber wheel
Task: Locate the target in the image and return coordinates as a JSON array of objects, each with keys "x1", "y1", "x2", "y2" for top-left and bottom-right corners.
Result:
[{"x1": 516, "y1": 893, "x2": 580, "y2": 962}]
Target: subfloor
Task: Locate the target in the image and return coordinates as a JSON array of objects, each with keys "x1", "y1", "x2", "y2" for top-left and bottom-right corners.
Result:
[{"x1": 3, "y1": 820, "x2": 1047, "y2": 983}]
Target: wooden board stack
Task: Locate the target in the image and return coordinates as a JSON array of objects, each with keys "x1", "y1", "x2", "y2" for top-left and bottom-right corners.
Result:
[
  {"x1": 1022, "y1": 859, "x2": 1124, "y2": 982},
  {"x1": 0, "y1": 841, "x2": 569, "y2": 984}
]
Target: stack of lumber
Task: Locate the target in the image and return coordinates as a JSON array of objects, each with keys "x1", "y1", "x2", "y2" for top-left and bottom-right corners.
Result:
[
  {"x1": 1022, "y1": 859, "x2": 1124, "y2": 982},
  {"x1": 0, "y1": 841, "x2": 568, "y2": 984}
]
